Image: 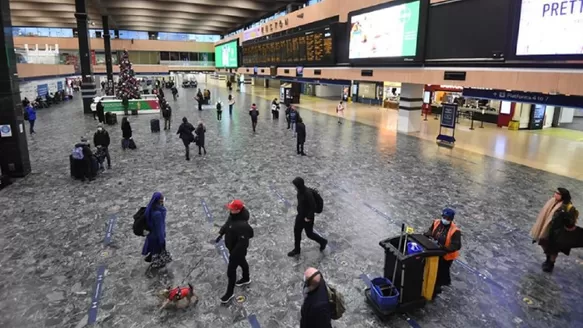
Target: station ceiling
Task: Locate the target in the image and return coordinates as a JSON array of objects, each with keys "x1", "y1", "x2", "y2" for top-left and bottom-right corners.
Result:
[{"x1": 10, "y1": 0, "x2": 299, "y2": 35}]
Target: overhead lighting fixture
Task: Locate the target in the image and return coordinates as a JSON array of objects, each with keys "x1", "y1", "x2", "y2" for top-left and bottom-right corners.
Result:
[{"x1": 90, "y1": 21, "x2": 95, "y2": 26}]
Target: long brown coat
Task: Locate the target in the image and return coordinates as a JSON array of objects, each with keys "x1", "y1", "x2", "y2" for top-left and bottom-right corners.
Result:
[{"x1": 530, "y1": 197, "x2": 562, "y2": 241}]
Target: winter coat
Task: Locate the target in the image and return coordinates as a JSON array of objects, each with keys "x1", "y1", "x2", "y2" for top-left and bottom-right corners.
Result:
[
  {"x1": 530, "y1": 197, "x2": 563, "y2": 241},
  {"x1": 249, "y1": 108, "x2": 259, "y2": 121},
  {"x1": 219, "y1": 208, "x2": 253, "y2": 257},
  {"x1": 26, "y1": 105, "x2": 37, "y2": 121},
  {"x1": 296, "y1": 122, "x2": 306, "y2": 143},
  {"x1": 195, "y1": 124, "x2": 206, "y2": 147},
  {"x1": 293, "y1": 177, "x2": 316, "y2": 220},
  {"x1": 93, "y1": 130, "x2": 111, "y2": 148},
  {"x1": 300, "y1": 278, "x2": 332, "y2": 328},
  {"x1": 546, "y1": 203, "x2": 580, "y2": 255},
  {"x1": 96, "y1": 102, "x2": 105, "y2": 121},
  {"x1": 121, "y1": 120, "x2": 132, "y2": 139},
  {"x1": 177, "y1": 122, "x2": 195, "y2": 143},
  {"x1": 142, "y1": 205, "x2": 167, "y2": 256}
]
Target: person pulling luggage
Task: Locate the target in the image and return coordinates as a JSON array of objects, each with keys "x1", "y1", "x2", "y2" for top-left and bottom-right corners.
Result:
[{"x1": 93, "y1": 124, "x2": 111, "y2": 169}]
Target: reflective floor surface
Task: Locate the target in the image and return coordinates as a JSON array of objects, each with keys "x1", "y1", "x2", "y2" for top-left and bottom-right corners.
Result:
[{"x1": 0, "y1": 84, "x2": 582, "y2": 328}]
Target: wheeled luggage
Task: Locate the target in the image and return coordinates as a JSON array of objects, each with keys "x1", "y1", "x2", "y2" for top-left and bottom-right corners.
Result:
[
  {"x1": 131, "y1": 109, "x2": 138, "y2": 115},
  {"x1": 150, "y1": 119, "x2": 160, "y2": 133},
  {"x1": 122, "y1": 138, "x2": 130, "y2": 149},
  {"x1": 128, "y1": 139, "x2": 137, "y2": 149},
  {"x1": 105, "y1": 112, "x2": 117, "y2": 125}
]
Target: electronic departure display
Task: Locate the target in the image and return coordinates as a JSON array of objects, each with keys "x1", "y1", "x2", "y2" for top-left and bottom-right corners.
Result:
[{"x1": 242, "y1": 26, "x2": 335, "y2": 66}]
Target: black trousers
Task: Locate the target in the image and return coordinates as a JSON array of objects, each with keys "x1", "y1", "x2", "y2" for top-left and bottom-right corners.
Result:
[
  {"x1": 198, "y1": 102, "x2": 202, "y2": 111},
  {"x1": 226, "y1": 253, "x2": 249, "y2": 296},
  {"x1": 98, "y1": 147, "x2": 111, "y2": 167},
  {"x1": 217, "y1": 111, "x2": 222, "y2": 121},
  {"x1": 436, "y1": 257, "x2": 453, "y2": 288},
  {"x1": 183, "y1": 140, "x2": 190, "y2": 159},
  {"x1": 297, "y1": 142, "x2": 304, "y2": 154},
  {"x1": 252, "y1": 120, "x2": 257, "y2": 132},
  {"x1": 294, "y1": 218, "x2": 327, "y2": 251}
]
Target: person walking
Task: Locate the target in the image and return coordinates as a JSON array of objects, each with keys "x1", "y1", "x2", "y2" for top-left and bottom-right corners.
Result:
[
  {"x1": 142, "y1": 192, "x2": 172, "y2": 277},
  {"x1": 288, "y1": 177, "x2": 328, "y2": 257},
  {"x1": 228, "y1": 95, "x2": 235, "y2": 116},
  {"x1": 25, "y1": 103, "x2": 37, "y2": 134},
  {"x1": 96, "y1": 99, "x2": 105, "y2": 124},
  {"x1": 531, "y1": 188, "x2": 579, "y2": 273},
  {"x1": 171, "y1": 86, "x2": 178, "y2": 100},
  {"x1": 336, "y1": 101, "x2": 345, "y2": 124},
  {"x1": 195, "y1": 121, "x2": 207, "y2": 156},
  {"x1": 296, "y1": 118, "x2": 306, "y2": 156},
  {"x1": 215, "y1": 199, "x2": 254, "y2": 303},
  {"x1": 93, "y1": 124, "x2": 111, "y2": 169},
  {"x1": 424, "y1": 208, "x2": 461, "y2": 296},
  {"x1": 249, "y1": 104, "x2": 259, "y2": 133},
  {"x1": 121, "y1": 117, "x2": 133, "y2": 150},
  {"x1": 300, "y1": 267, "x2": 333, "y2": 328},
  {"x1": 162, "y1": 104, "x2": 172, "y2": 130},
  {"x1": 216, "y1": 99, "x2": 223, "y2": 121},
  {"x1": 177, "y1": 117, "x2": 195, "y2": 161},
  {"x1": 288, "y1": 106, "x2": 299, "y2": 136},
  {"x1": 271, "y1": 98, "x2": 280, "y2": 119}
]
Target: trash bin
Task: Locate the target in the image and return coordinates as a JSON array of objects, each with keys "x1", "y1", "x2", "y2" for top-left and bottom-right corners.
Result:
[{"x1": 379, "y1": 234, "x2": 446, "y2": 310}]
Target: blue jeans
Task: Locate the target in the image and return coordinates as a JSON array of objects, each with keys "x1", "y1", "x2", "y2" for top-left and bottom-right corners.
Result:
[{"x1": 29, "y1": 120, "x2": 35, "y2": 134}]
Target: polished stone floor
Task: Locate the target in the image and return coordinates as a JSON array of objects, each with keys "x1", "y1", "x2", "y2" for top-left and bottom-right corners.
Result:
[{"x1": 1, "y1": 84, "x2": 582, "y2": 328}]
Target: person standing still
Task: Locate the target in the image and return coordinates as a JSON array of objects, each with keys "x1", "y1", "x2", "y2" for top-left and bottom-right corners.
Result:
[
  {"x1": 216, "y1": 199, "x2": 254, "y2": 303},
  {"x1": 93, "y1": 124, "x2": 111, "y2": 169},
  {"x1": 96, "y1": 99, "x2": 105, "y2": 124},
  {"x1": 300, "y1": 268, "x2": 333, "y2": 328},
  {"x1": 288, "y1": 177, "x2": 328, "y2": 257},
  {"x1": 196, "y1": 90, "x2": 203, "y2": 111},
  {"x1": 142, "y1": 192, "x2": 172, "y2": 277},
  {"x1": 289, "y1": 106, "x2": 299, "y2": 136},
  {"x1": 25, "y1": 104, "x2": 37, "y2": 134},
  {"x1": 177, "y1": 117, "x2": 195, "y2": 161},
  {"x1": 336, "y1": 101, "x2": 345, "y2": 124},
  {"x1": 162, "y1": 104, "x2": 172, "y2": 130},
  {"x1": 195, "y1": 122, "x2": 207, "y2": 156},
  {"x1": 121, "y1": 117, "x2": 132, "y2": 150},
  {"x1": 228, "y1": 95, "x2": 235, "y2": 116},
  {"x1": 249, "y1": 104, "x2": 259, "y2": 133},
  {"x1": 296, "y1": 118, "x2": 306, "y2": 156},
  {"x1": 122, "y1": 95, "x2": 129, "y2": 116}
]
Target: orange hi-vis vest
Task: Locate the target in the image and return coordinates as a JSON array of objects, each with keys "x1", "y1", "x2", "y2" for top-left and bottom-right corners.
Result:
[{"x1": 432, "y1": 219, "x2": 460, "y2": 261}]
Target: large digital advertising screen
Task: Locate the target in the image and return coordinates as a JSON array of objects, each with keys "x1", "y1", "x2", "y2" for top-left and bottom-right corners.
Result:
[
  {"x1": 516, "y1": 0, "x2": 583, "y2": 56},
  {"x1": 215, "y1": 40, "x2": 239, "y2": 68},
  {"x1": 349, "y1": 0, "x2": 421, "y2": 59}
]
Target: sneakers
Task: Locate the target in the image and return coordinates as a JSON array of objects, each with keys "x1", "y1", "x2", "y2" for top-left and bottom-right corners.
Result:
[
  {"x1": 542, "y1": 261, "x2": 555, "y2": 273},
  {"x1": 287, "y1": 249, "x2": 300, "y2": 257},
  {"x1": 320, "y1": 240, "x2": 328, "y2": 252},
  {"x1": 220, "y1": 293, "x2": 234, "y2": 304},
  {"x1": 236, "y1": 278, "x2": 251, "y2": 287}
]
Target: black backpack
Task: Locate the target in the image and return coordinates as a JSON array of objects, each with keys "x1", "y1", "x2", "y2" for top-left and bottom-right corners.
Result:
[
  {"x1": 132, "y1": 207, "x2": 149, "y2": 236},
  {"x1": 311, "y1": 188, "x2": 324, "y2": 214}
]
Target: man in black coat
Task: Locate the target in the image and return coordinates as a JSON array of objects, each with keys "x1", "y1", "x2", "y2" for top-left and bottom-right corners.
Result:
[
  {"x1": 216, "y1": 199, "x2": 254, "y2": 303},
  {"x1": 93, "y1": 124, "x2": 111, "y2": 169},
  {"x1": 288, "y1": 177, "x2": 328, "y2": 257},
  {"x1": 96, "y1": 100, "x2": 105, "y2": 123},
  {"x1": 296, "y1": 118, "x2": 306, "y2": 156},
  {"x1": 301, "y1": 267, "x2": 332, "y2": 328}
]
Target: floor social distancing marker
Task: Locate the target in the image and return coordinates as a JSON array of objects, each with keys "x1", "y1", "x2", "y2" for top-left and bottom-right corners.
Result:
[
  {"x1": 201, "y1": 199, "x2": 261, "y2": 328},
  {"x1": 87, "y1": 214, "x2": 117, "y2": 325}
]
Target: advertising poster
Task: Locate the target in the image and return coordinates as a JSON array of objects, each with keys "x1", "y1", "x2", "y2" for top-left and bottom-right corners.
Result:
[
  {"x1": 214, "y1": 41, "x2": 239, "y2": 68},
  {"x1": 37, "y1": 84, "x2": 48, "y2": 97},
  {"x1": 516, "y1": 0, "x2": 583, "y2": 56},
  {"x1": 349, "y1": 0, "x2": 420, "y2": 58},
  {"x1": 57, "y1": 81, "x2": 63, "y2": 91}
]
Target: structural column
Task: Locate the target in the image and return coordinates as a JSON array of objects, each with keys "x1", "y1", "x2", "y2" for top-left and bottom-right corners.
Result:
[
  {"x1": 102, "y1": 15, "x2": 114, "y2": 95},
  {"x1": 0, "y1": 0, "x2": 31, "y2": 178},
  {"x1": 397, "y1": 83, "x2": 425, "y2": 133},
  {"x1": 75, "y1": 0, "x2": 96, "y2": 113}
]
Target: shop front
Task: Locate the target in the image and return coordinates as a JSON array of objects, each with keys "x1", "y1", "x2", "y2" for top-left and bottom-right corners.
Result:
[
  {"x1": 382, "y1": 82, "x2": 401, "y2": 109},
  {"x1": 352, "y1": 81, "x2": 383, "y2": 106}
]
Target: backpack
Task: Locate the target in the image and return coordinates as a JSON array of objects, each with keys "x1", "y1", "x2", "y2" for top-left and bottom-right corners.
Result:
[
  {"x1": 327, "y1": 284, "x2": 346, "y2": 320},
  {"x1": 310, "y1": 188, "x2": 324, "y2": 214},
  {"x1": 132, "y1": 207, "x2": 149, "y2": 236},
  {"x1": 162, "y1": 106, "x2": 171, "y2": 118},
  {"x1": 71, "y1": 146, "x2": 84, "y2": 160},
  {"x1": 216, "y1": 103, "x2": 222, "y2": 111}
]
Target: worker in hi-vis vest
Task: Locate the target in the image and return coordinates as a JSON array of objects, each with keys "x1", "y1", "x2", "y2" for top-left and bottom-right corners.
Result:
[{"x1": 424, "y1": 208, "x2": 461, "y2": 297}]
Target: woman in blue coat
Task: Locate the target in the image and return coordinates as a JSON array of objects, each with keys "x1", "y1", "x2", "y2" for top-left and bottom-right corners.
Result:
[
  {"x1": 26, "y1": 104, "x2": 37, "y2": 134},
  {"x1": 142, "y1": 192, "x2": 172, "y2": 276}
]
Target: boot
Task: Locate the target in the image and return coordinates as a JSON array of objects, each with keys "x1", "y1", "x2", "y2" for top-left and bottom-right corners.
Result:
[{"x1": 542, "y1": 261, "x2": 555, "y2": 273}]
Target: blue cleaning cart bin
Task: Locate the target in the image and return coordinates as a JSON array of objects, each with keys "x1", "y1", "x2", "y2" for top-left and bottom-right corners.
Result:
[{"x1": 370, "y1": 277, "x2": 399, "y2": 311}]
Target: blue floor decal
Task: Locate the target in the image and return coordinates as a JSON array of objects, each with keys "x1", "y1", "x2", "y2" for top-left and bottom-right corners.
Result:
[
  {"x1": 201, "y1": 199, "x2": 214, "y2": 223},
  {"x1": 248, "y1": 314, "x2": 261, "y2": 328},
  {"x1": 215, "y1": 239, "x2": 230, "y2": 264},
  {"x1": 103, "y1": 215, "x2": 116, "y2": 246},
  {"x1": 87, "y1": 265, "x2": 106, "y2": 325},
  {"x1": 269, "y1": 185, "x2": 292, "y2": 208}
]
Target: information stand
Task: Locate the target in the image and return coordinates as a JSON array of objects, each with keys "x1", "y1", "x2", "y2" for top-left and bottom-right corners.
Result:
[{"x1": 436, "y1": 103, "x2": 458, "y2": 148}]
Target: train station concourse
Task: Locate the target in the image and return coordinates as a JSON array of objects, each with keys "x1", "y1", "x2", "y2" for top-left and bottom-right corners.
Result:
[{"x1": 1, "y1": 1, "x2": 583, "y2": 328}]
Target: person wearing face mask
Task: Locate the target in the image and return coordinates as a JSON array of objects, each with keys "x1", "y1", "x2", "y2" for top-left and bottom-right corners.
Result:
[
  {"x1": 300, "y1": 267, "x2": 332, "y2": 328},
  {"x1": 93, "y1": 124, "x2": 111, "y2": 169},
  {"x1": 424, "y1": 208, "x2": 461, "y2": 296},
  {"x1": 142, "y1": 192, "x2": 172, "y2": 277},
  {"x1": 215, "y1": 199, "x2": 254, "y2": 303}
]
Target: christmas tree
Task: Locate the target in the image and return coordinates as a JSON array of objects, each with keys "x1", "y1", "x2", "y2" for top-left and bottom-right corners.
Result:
[{"x1": 116, "y1": 50, "x2": 140, "y2": 99}]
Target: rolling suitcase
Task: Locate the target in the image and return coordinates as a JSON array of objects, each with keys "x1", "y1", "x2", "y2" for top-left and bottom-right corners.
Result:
[
  {"x1": 131, "y1": 109, "x2": 138, "y2": 115},
  {"x1": 105, "y1": 112, "x2": 117, "y2": 125},
  {"x1": 122, "y1": 138, "x2": 129, "y2": 149},
  {"x1": 150, "y1": 119, "x2": 160, "y2": 133}
]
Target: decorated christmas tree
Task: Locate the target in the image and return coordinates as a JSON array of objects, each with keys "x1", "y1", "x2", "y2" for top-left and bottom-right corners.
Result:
[{"x1": 116, "y1": 50, "x2": 140, "y2": 99}]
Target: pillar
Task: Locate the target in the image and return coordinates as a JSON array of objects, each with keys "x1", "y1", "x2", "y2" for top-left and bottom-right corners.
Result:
[
  {"x1": 0, "y1": 0, "x2": 31, "y2": 178},
  {"x1": 75, "y1": 0, "x2": 96, "y2": 113},
  {"x1": 398, "y1": 83, "x2": 424, "y2": 133},
  {"x1": 102, "y1": 15, "x2": 114, "y2": 96}
]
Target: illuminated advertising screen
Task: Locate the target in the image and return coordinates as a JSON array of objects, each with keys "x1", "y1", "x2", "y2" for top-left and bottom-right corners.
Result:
[
  {"x1": 215, "y1": 40, "x2": 239, "y2": 68},
  {"x1": 349, "y1": 0, "x2": 421, "y2": 59},
  {"x1": 516, "y1": 0, "x2": 583, "y2": 56}
]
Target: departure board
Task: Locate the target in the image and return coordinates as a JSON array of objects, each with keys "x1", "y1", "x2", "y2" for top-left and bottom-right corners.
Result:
[{"x1": 242, "y1": 25, "x2": 335, "y2": 66}]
